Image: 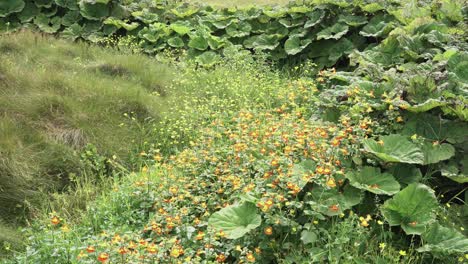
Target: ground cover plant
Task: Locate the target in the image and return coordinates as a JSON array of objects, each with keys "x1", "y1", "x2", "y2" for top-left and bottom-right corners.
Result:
[{"x1": 1, "y1": 0, "x2": 468, "y2": 263}]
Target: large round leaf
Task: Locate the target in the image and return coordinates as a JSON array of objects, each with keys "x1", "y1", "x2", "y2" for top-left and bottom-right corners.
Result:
[
  {"x1": 17, "y1": 1, "x2": 39, "y2": 22},
  {"x1": 346, "y1": 166, "x2": 400, "y2": 195},
  {"x1": 55, "y1": 0, "x2": 79, "y2": 10},
  {"x1": 284, "y1": 35, "x2": 312, "y2": 55},
  {"x1": 338, "y1": 14, "x2": 367, "y2": 26},
  {"x1": 167, "y1": 36, "x2": 185, "y2": 48},
  {"x1": 317, "y1": 23, "x2": 349, "y2": 40},
  {"x1": 307, "y1": 185, "x2": 363, "y2": 216},
  {"x1": 243, "y1": 34, "x2": 280, "y2": 50},
  {"x1": 188, "y1": 32, "x2": 209, "y2": 51},
  {"x1": 79, "y1": 1, "x2": 109, "y2": 20},
  {"x1": 34, "y1": 14, "x2": 61, "y2": 33},
  {"x1": 387, "y1": 164, "x2": 422, "y2": 186},
  {"x1": 441, "y1": 157, "x2": 468, "y2": 183},
  {"x1": 61, "y1": 10, "x2": 81, "y2": 27},
  {"x1": 381, "y1": 183, "x2": 438, "y2": 235},
  {"x1": 363, "y1": 134, "x2": 424, "y2": 164},
  {"x1": 360, "y1": 14, "x2": 395, "y2": 37},
  {"x1": 304, "y1": 9, "x2": 325, "y2": 28},
  {"x1": 420, "y1": 142, "x2": 455, "y2": 165},
  {"x1": 170, "y1": 21, "x2": 192, "y2": 36},
  {"x1": 417, "y1": 223, "x2": 468, "y2": 254},
  {"x1": 34, "y1": 0, "x2": 54, "y2": 8},
  {"x1": 225, "y1": 21, "x2": 251, "y2": 38},
  {"x1": 0, "y1": 0, "x2": 24, "y2": 17},
  {"x1": 208, "y1": 202, "x2": 261, "y2": 239}
]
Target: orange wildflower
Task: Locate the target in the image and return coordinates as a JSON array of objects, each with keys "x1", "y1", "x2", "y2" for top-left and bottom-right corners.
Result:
[{"x1": 97, "y1": 252, "x2": 109, "y2": 263}]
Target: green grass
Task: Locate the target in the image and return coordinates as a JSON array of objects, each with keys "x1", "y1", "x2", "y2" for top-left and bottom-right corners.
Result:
[{"x1": 0, "y1": 31, "x2": 174, "y2": 245}]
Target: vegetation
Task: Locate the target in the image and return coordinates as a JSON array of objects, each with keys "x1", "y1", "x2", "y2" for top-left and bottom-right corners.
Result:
[{"x1": 1, "y1": 0, "x2": 467, "y2": 263}]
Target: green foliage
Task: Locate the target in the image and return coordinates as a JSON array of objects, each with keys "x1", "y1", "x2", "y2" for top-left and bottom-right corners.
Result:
[
  {"x1": 363, "y1": 135, "x2": 425, "y2": 164},
  {"x1": 346, "y1": 166, "x2": 400, "y2": 195},
  {"x1": 208, "y1": 202, "x2": 262, "y2": 239},
  {"x1": 381, "y1": 183, "x2": 438, "y2": 235}
]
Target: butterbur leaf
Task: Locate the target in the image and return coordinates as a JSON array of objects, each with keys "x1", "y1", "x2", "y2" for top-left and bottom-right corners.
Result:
[
  {"x1": 34, "y1": 0, "x2": 54, "y2": 8},
  {"x1": 360, "y1": 14, "x2": 395, "y2": 37},
  {"x1": 61, "y1": 23, "x2": 83, "y2": 40},
  {"x1": 387, "y1": 164, "x2": 422, "y2": 186},
  {"x1": 420, "y1": 142, "x2": 455, "y2": 165},
  {"x1": 308, "y1": 185, "x2": 363, "y2": 216},
  {"x1": 441, "y1": 157, "x2": 468, "y2": 183},
  {"x1": 170, "y1": 21, "x2": 192, "y2": 35},
  {"x1": 301, "y1": 230, "x2": 317, "y2": 244},
  {"x1": 17, "y1": 1, "x2": 39, "y2": 22},
  {"x1": 291, "y1": 160, "x2": 316, "y2": 189},
  {"x1": 304, "y1": 9, "x2": 325, "y2": 28},
  {"x1": 208, "y1": 202, "x2": 261, "y2": 239},
  {"x1": 363, "y1": 134, "x2": 424, "y2": 164},
  {"x1": 243, "y1": 34, "x2": 280, "y2": 50},
  {"x1": 381, "y1": 183, "x2": 438, "y2": 235},
  {"x1": 167, "y1": 37, "x2": 185, "y2": 48},
  {"x1": 196, "y1": 51, "x2": 220, "y2": 67},
  {"x1": 284, "y1": 35, "x2": 312, "y2": 55},
  {"x1": 34, "y1": 14, "x2": 61, "y2": 33},
  {"x1": 226, "y1": 21, "x2": 251, "y2": 37},
  {"x1": 79, "y1": 1, "x2": 109, "y2": 20},
  {"x1": 104, "y1": 18, "x2": 139, "y2": 31},
  {"x1": 418, "y1": 223, "x2": 468, "y2": 254},
  {"x1": 55, "y1": 0, "x2": 79, "y2": 10},
  {"x1": 339, "y1": 14, "x2": 367, "y2": 26},
  {"x1": 0, "y1": 0, "x2": 25, "y2": 17},
  {"x1": 447, "y1": 52, "x2": 468, "y2": 83},
  {"x1": 61, "y1": 10, "x2": 81, "y2": 27},
  {"x1": 188, "y1": 32, "x2": 208, "y2": 51},
  {"x1": 401, "y1": 99, "x2": 447, "y2": 113},
  {"x1": 317, "y1": 23, "x2": 349, "y2": 40},
  {"x1": 346, "y1": 166, "x2": 400, "y2": 195}
]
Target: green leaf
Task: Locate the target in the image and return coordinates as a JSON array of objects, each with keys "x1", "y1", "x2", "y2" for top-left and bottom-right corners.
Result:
[
  {"x1": 363, "y1": 134, "x2": 424, "y2": 164},
  {"x1": 131, "y1": 11, "x2": 158, "y2": 24},
  {"x1": 304, "y1": 9, "x2": 325, "y2": 28},
  {"x1": 17, "y1": 1, "x2": 39, "y2": 22},
  {"x1": 104, "y1": 18, "x2": 139, "y2": 31},
  {"x1": 308, "y1": 185, "x2": 363, "y2": 216},
  {"x1": 346, "y1": 166, "x2": 400, "y2": 195},
  {"x1": 188, "y1": 32, "x2": 208, "y2": 51},
  {"x1": 360, "y1": 14, "x2": 395, "y2": 38},
  {"x1": 317, "y1": 23, "x2": 349, "y2": 40},
  {"x1": 284, "y1": 35, "x2": 312, "y2": 55},
  {"x1": 61, "y1": 23, "x2": 83, "y2": 40},
  {"x1": 441, "y1": 157, "x2": 468, "y2": 183},
  {"x1": 34, "y1": 14, "x2": 61, "y2": 33},
  {"x1": 338, "y1": 14, "x2": 367, "y2": 26},
  {"x1": 61, "y1": 10, "x2": 81, "y2": 27},
  {"x1": 301, "y1": 230, "x2": 318, "y2": 244},
  {"x1": 402, "y1": 99, "x2": 447, "y2": 113},
  {"x1": 226, "y1": 21, "x2": 252, "y2": 38},
  {"x1": 34, "y1": 0, "x2": 54, "y2": 8},
  {"x1": 387, "y1": 164, "x2": 422, "y2": 186},
  {"x1": 55, "y1": 0, "x2": 79, "y2": 10},
  {"x1": 169, "y1": 21, "x2": 192, "y2": 36},
  {"x1": 418, "y1": 223, "x2": 468, "y2": 254},
  {"x1": 208, "y1": 202, "x2": 261, "y2": 239},
  {"x1": 79, "y1": 1, "x2": 109, "y2": 21},
  {"x1": 171, "y1": 6, "x2": 199, "y2": 18},
  {"x1": 381, "y1": 183, "x2": 438, "y2": 235},
  {"x1": 196, "y1": 51, "x2": 221, "y2": 67},
  {"x1": 0, "y1": 0, "x2": 24, "y2": 17},
  {"x1": 291, "y1": 160, "x2": 316, "y2": 189},
  {"x1": 420, "y1": 142, "x2": 455, "y2": 165},
  {"x1": 167, "y1": 36, "x2": 185, "y2": 48},
  {"x1": 243, "y1": 34, "x2": 280, "y2": 50},
  {"x1": 448, "y1": 52, "x2": 468, "y2": 83}
]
